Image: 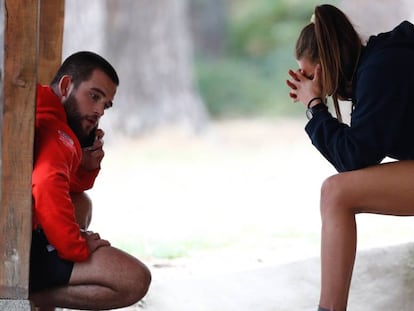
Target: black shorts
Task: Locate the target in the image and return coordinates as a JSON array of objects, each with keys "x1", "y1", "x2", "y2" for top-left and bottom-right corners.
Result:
[{"x1": 29, "y1": 229, "x2": 74, "y2": 292}]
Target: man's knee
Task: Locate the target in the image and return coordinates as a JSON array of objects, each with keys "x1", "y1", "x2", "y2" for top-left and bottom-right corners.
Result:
[
  {"x1": 111, "y1": 249, "x2": 152, "y2": 306},
  {"x1": 124, "y1": 261, "x2": 151, "y2": 306},
  {"x1": 71, "y1": 246, "x2": 152, "y2": 308},
  {"x1": 70, "y1": 192, "x2": 92, "y2": 230}
]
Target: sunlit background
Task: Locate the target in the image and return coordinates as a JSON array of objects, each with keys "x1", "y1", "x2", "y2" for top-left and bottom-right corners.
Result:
[{"x1": 20, "y1": 0, "x2": 414, "y2": 309}]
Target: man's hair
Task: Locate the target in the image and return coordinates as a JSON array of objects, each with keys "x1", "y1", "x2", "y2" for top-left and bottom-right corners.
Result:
[{"x1": 50, "y1": 51, "x2": 119, "y2": 89}]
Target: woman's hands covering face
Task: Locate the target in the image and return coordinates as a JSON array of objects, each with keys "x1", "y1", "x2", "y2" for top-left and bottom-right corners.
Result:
[{"x1": 286, "y1": 61, "x2": 323, "y2": 108}]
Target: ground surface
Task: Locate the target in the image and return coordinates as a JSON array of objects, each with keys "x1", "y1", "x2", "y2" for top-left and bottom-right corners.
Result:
[{"x1": 64, "y1": 118, "x2": 414, "y2": 311}]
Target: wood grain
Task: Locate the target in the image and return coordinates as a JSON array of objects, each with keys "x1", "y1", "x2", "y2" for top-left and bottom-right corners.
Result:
[{"x1": 0, "y1": 0, "x2": 39, "y2": 299}]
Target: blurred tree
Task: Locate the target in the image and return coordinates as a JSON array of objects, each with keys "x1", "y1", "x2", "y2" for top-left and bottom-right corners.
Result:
[
  {"x1": 63, "y1": 0, "x2": 106, "y2": 56},
  {"x1": 103, "y1": 0, "x2": 208, "y2": 136},
  {"x1": 193, "y1": 0, "x2": 336, "y2": 118},
  {"x1": 228, "y1": 0, "x2": 324, "y2": 59},
  {"x1": 63, "y1": 0, "x2": 208, "y2": 137},
  {"x1": 188, "y1": 0, "x2": 228, "y2": 59}
]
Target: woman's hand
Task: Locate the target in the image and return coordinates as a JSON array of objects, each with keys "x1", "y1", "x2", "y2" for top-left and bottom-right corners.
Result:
[{"x1": 286, "y1": 64, "x2": 323, "y2": 107}]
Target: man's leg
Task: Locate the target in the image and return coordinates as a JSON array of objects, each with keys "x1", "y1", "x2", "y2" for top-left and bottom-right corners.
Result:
[
  {"x1": 318, "y1": 160, "x2": 414, "y2": 310},
  {"x1": 71, "y1": 192, "x2": 92, "y2": 230},
  {"x1": 31, "y1": 192, "x2": 151, "y2": 310},
  {"x1": 30, "y1": 245, "x2": 151, "y2": 310},
  {"x1": 34, "y1": 192, "x2": 91, "y2": 311}
]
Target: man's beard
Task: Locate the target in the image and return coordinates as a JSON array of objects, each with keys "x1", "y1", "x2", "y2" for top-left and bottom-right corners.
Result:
[{"x1": 63, "y1": 94, "x2": 92, "y2": 148}]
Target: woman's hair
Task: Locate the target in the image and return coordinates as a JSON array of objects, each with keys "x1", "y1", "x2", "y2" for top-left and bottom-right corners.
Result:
[
  {"x1": 295, "y1": 4, "x2": 362, "y2": 121},
  {"x1": 50, "y1": 51, "x2": 119, "y2": 89}
]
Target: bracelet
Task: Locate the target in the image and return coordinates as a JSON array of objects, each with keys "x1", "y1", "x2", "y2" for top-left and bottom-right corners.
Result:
[
  {"x1": 306, "y1": 102, "x2": 328, "y2": 120},
  {"x1": 307, "y1": 97, "x2": 324, "y2": 108}
]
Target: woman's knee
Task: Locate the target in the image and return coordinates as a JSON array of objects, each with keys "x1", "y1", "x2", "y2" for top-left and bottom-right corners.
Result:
[{"x1": 320, "y1": 173, "x2": 352, "y2": 216}]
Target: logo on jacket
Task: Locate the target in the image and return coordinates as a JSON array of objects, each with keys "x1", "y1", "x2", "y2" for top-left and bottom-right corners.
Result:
[{"x1": 58, "y1": 130, "x2": 75, "y2": 149}]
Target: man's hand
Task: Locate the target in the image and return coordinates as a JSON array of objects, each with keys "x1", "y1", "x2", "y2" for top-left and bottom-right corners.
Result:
[
  {"x1": 81, "y1": 128, "x2": 105, "y2": 170},
  {"x1": 82, "y1": 230, "x2": 111, "y2": 253}
]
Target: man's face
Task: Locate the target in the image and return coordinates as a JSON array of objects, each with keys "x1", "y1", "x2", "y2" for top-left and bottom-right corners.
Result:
[{"x1": 62, "y1": 69, "x2": 117, "y2": 147}]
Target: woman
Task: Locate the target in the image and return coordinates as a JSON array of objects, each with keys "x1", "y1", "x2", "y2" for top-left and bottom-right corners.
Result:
[{"x1": 286, "y1": 4, "x2": 414, "y2": 311}]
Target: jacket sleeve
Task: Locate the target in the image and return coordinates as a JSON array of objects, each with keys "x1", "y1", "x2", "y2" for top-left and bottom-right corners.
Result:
[
  {"x1": 70, "y1": 165, "x2": 100, "y2": 193},
  {"x1": 32, "y1": 125, "x2": 89, "y2": 262},
  {"x1": 305, "y1": 59, "x2": 408, "y2": 172},
  {"x1": 305, "y1": 108, "x2": 384, "y2": 172}
]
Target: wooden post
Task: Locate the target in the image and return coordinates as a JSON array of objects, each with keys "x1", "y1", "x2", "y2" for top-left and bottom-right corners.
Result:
[
  {"x1": 0, "y1": 0, "x2": 39, "y2": 308},
  {"x1": 38, "y1": 0, "x2": 65, "y2": 85},
  {"x1": 0, "y1": 0, "x2": 65, "y2": 308}
]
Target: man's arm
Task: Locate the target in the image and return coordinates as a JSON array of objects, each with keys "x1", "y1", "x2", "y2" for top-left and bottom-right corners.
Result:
[{"x1": 33, "y1": 125, "x2": 89, "y2": 262}]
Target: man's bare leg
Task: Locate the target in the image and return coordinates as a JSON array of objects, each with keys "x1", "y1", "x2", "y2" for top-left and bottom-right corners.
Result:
[
  {"x1": 31, "y1": 192, "x2": 151, "y2": 310},
  {"x1": 71, "y1": 192, "x2": 92, "y2": 230},
  {"x1": 30, "y1": 246, "x2": 151, "y2": 310},
  {"x1": 33, "y1": 192, "x2": 93, "y2": 311}
]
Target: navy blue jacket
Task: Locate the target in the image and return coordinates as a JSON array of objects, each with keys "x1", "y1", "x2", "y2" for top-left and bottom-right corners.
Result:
[{"x1": 305, "y1": 21, "x2": 414, "y2": 172}]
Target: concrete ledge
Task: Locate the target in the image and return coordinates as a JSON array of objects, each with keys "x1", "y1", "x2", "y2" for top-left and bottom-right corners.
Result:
[
  {"x1": 349, "y1": 242, "x2": 414, "y2": 310},
  {"x1": 139, "y1": 242, "x2": 414, "y2": 311}
]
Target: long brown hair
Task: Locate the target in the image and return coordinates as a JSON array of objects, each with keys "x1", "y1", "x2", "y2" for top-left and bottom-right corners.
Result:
[{"x1": 295, "y1": 4, "x2": 362, "y2": 122}]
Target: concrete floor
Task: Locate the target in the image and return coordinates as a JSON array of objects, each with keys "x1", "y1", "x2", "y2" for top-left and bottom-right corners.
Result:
[{"x1": 133, "y1": 242, "x2": 414, "y2": 311}]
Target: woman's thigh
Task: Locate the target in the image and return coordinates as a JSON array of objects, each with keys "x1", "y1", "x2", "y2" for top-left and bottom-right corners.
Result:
[{"x1": 326, "y1": 160, "x2": 414, "y2": 216}]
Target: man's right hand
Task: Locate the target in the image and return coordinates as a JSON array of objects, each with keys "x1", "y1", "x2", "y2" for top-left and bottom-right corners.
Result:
[
  {"x1": 81, "y1": 128, "x2": 105, "y2": 170},
  {"x1": 82, "y1": 230, "x2": 111, "y2": 253}
]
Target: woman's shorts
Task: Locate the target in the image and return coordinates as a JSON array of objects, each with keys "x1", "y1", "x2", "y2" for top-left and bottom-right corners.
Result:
[{"x1": 29, "y1": 229, "x2": 74, "y2": 292}]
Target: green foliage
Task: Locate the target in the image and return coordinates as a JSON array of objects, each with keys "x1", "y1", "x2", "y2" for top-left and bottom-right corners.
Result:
[
  {"x1": 195, "y1": 51, "x2": 302, "y2": 118},
  {"x1": 113, "y1": 235, "x2": 237, "y2": 260},
  {"x1": 196, "y1": 58, "x2": 276, "y2": 118},
  {"x1": 194, "y1": 0, "x2": 338, "y2": 118},
  {"x1": 112, "y1": 228, "x2": 321, "y2": 261},
  {"x1": 228, "y1": 0, "x2": 316, "y2": 58}
]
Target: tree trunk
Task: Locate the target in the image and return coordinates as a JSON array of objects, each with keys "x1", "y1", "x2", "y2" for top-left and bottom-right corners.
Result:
[
  {"x1": 62, "y1": 0, "x2": 106, "y2": 55},
  {"x1": 63, "y1": 0, "x2": 208, "y2": 137},
  {"x1": 188, "y1": 0, "x2": 228, "y2": 59},
  {"x1": 104, "y1": 0, "x2": 208, "y2": 136}
]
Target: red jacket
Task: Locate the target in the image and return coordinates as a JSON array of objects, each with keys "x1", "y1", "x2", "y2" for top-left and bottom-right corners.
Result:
[{"x1": 32, "y1": 85, "x2": 100, "y2": 262}]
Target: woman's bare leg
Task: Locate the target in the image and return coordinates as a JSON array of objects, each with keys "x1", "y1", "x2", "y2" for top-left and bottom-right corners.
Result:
[
  {"x1": 318, "y1": 160, "x2": 414, "y2": 310},
  {"x1": 319, "y1": 175, "x2": 357, "y2": 310}
]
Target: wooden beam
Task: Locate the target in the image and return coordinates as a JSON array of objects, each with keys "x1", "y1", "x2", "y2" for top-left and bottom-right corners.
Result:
[
  {"x1": 38, "y1": 0, "x2": 65, "y2": 85},
  {"x1": 0, "y1": 0, "x2": 39, "y2": 301}
]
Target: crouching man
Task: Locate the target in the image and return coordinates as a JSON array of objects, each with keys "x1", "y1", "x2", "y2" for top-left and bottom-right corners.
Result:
[{"x1": 29, "y1": 51, "x2": 151, "y2": 310}]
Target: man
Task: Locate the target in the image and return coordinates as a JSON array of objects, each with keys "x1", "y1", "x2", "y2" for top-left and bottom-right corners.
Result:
[{"x1": 29, "y1": 51, "x2": 151, "y2": 310}]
